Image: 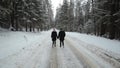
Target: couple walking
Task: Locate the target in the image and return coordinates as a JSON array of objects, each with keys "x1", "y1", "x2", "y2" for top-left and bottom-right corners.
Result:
[{"x1": 51, "y1": 28, "x2": 66, "y2": 48}]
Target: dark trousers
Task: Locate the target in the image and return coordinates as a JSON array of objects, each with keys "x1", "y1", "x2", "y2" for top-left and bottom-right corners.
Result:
[
  {"x1": 52, "y1": 40, "x2": 56, "y2": 47},
  {"x1": 60, "y1": 40, "x2": 64, "y2": 47}
]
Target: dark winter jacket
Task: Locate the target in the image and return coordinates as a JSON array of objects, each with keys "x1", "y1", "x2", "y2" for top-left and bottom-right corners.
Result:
[
  {"x1": 51, "y1": 31, "x2": 57, "y2": 41},
  {"x1": 58, "y1": 31, "x2": 66, "y2": 41}
]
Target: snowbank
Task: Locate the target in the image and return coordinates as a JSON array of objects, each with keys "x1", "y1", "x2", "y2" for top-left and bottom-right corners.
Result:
[
  {"x1": 67, "y1": 32, "x2": 120, "y2": 54},
  {"x1": 0, "y1": 31, "x2": 41, "y2": 59}
]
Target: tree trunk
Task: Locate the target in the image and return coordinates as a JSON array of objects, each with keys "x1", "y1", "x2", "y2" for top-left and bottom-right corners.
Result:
[
  {"x1": 10, "y1": 12, "x2": 15, "y2": 29},
  {"x1": 109, "y1": 0, "x2": 119, "y2": 39},
  {"x1": 15, "y1": 18, "x2": 18, "y2": 31},
  {"x1": 92, "y1": 0, "x2": 96, "y2": 35},
  {"x1": 26, "y1": 22, "x2": 28, "y2": 32},
  {"x1": 32, "y1": 23, "x2": 35, "y2": 32},
  {"x1": 30, "y1": 24, "x2": 32, "y2": 32},
  {"x1": 100, "y1": 23, "x2": 106, "y2": 36}
]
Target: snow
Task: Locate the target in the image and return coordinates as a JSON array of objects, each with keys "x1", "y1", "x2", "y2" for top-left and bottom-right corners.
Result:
[
  {"x1": 32, "y1": 18, "x2": 37, "y2": 21},
  {"x1": 0, "y1": 6, "x2": 10, "y2": 13},
  {"x1": 0, "y1": 31, "x2": 41, "y2": 59},
  {"x1": 27, "y1": 19, "x2": 31, "y2": 22},
  {"x1": 67, "y1": 32, "x2": 120, "y2": 54},
  {"x1": 0, "y1": 29, "x2": 120, "y2": 68},
  {"x1": 0, "y1": 27, "x2": 8, "y2": 31},
  {"x1": 65, "y1": 37, "x2": 114, "y2": 68}
]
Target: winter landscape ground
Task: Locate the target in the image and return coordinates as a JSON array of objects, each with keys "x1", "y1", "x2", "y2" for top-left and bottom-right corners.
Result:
[{"x1": 0, "y1": 29, "x2": 120, "y2": 68}]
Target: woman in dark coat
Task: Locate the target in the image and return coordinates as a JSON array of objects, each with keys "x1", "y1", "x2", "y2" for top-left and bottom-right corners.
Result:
[{"x1": 51, "y1": 28, "x2": 57, "y2": 47}]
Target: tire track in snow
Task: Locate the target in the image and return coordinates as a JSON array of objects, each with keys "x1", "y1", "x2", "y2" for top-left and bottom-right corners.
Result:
[
  {"x1": 57, "y1": 44, "x2": 83, "y2": 68},
  {"x1": 49, "y1": 47, "x2": 58, "y2": 68},
  {"x1": 48, "y1": 40, "x2": 65, "y2": 68},
  {"x1": 67, "y1": 36, "x2": 116, "y2": 68},
  {"x1": 49, "y1": 39, "x2": 83, "y2": 68},
  {"x1": 65, "y1": 37, "x2": 99, "y2": 68}
]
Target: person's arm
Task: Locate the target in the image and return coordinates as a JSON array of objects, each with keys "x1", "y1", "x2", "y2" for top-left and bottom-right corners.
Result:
[
  {"x1": 55, "y1": 32, "x2": 57, "y2": 38},
  {"x1": 51, "y1": 32, "x2": 53, "y2": 38},
  {"x1": 64, "y1": 31, "x2": 66, "y2": 37}
]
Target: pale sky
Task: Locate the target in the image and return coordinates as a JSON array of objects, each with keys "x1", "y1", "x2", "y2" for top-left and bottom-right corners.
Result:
[
  {"x1": 51, "y1": 0, "x2": 88, "y2": 17},
  {"x1": 51, "y1": 0, "x2": 63, "y2": 17}
]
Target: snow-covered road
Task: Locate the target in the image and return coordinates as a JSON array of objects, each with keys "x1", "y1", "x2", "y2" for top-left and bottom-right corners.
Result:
[{"x1": 0, "y1": 31, "x2": 120, "y2": 68}]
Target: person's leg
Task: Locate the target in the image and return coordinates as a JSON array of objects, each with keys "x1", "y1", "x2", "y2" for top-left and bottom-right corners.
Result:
[
  {"x1": 54, "y1": 41, "x2": 56, "y2": 47},
  {"x1": 53, "y1": 41, "x2": 56, "y2": 47},
  {"x1": 62, "y1": 40, "x2": 64, "y2": 48},
  {"x1": 60, "y1": 40, "x2": 62, "y2": 47},
  {"x1": 52, "y1": 41, "x2": 54, "y2": 47}
]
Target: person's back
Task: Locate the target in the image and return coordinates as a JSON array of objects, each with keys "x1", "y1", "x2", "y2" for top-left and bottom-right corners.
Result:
[
  {"x1": 51, "y1": 28, "x2": 57, "y2": 47},
  {"x1": 51, "y1": 31, "x2": 57, "y2": 40},
  {"x1": 59, "y1": 31, "x2": 65, "y2": 41},
  {"x1": 58, "y1": 29, "x2": 66, "y2": 48}
]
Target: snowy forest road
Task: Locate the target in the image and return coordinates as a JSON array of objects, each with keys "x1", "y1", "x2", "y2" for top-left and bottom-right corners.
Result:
[
  {"x1": 47, "y1": 36, "x2": 113, "y2": 68},
  {"x1": 0, "y1": 31, "x2": 119, "y2": 68},
  {"x1": 48, "y1": 36, "x2": 98, "y2": 68},
  {"x1": 65, "y1": 38, "x2": 98, "y2": 68}
]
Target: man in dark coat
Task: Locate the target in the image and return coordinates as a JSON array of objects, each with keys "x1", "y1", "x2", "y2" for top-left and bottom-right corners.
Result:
[
  {"x1": 51, "y1": 28, "x2": 57, "y2": 47},
  {"x1": 58, "y1": 28, "x2": 66, "y2": 48}
]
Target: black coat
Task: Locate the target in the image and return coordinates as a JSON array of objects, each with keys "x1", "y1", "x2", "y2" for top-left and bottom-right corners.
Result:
[
  {"x1": 58, "y1": 31, "x2": 66, "y2": 41},
  {"x1": 51, "y1": 31, "x2": 57, "y2": 41}
]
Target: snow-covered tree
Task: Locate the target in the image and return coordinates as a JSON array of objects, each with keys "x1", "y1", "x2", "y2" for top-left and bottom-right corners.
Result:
[{"x1": 0, "y1": 0, "x2": 53, "y2": 31}]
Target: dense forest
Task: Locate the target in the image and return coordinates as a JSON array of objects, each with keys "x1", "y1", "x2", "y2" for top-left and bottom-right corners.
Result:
[
  {"x1": 0, "y1": 0, "x2": 53, "y2": 31},
  {"x1": 55, "y1": 0, "x2": 120, "y2": 39},
  {"x1": 0, "y1": 0, "x2": 120, "y2": 39}
]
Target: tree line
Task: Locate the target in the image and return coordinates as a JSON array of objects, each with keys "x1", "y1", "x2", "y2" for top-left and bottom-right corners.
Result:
[
  {"x1": 0, "y1": 0, "x2": 120, "y2": 40},
  {"x1": 55, "y1": 0, "x2": 120, "y2": 39},
  {"x1": 0, "y1": 0, "x2": 53, "y2": 32}
]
